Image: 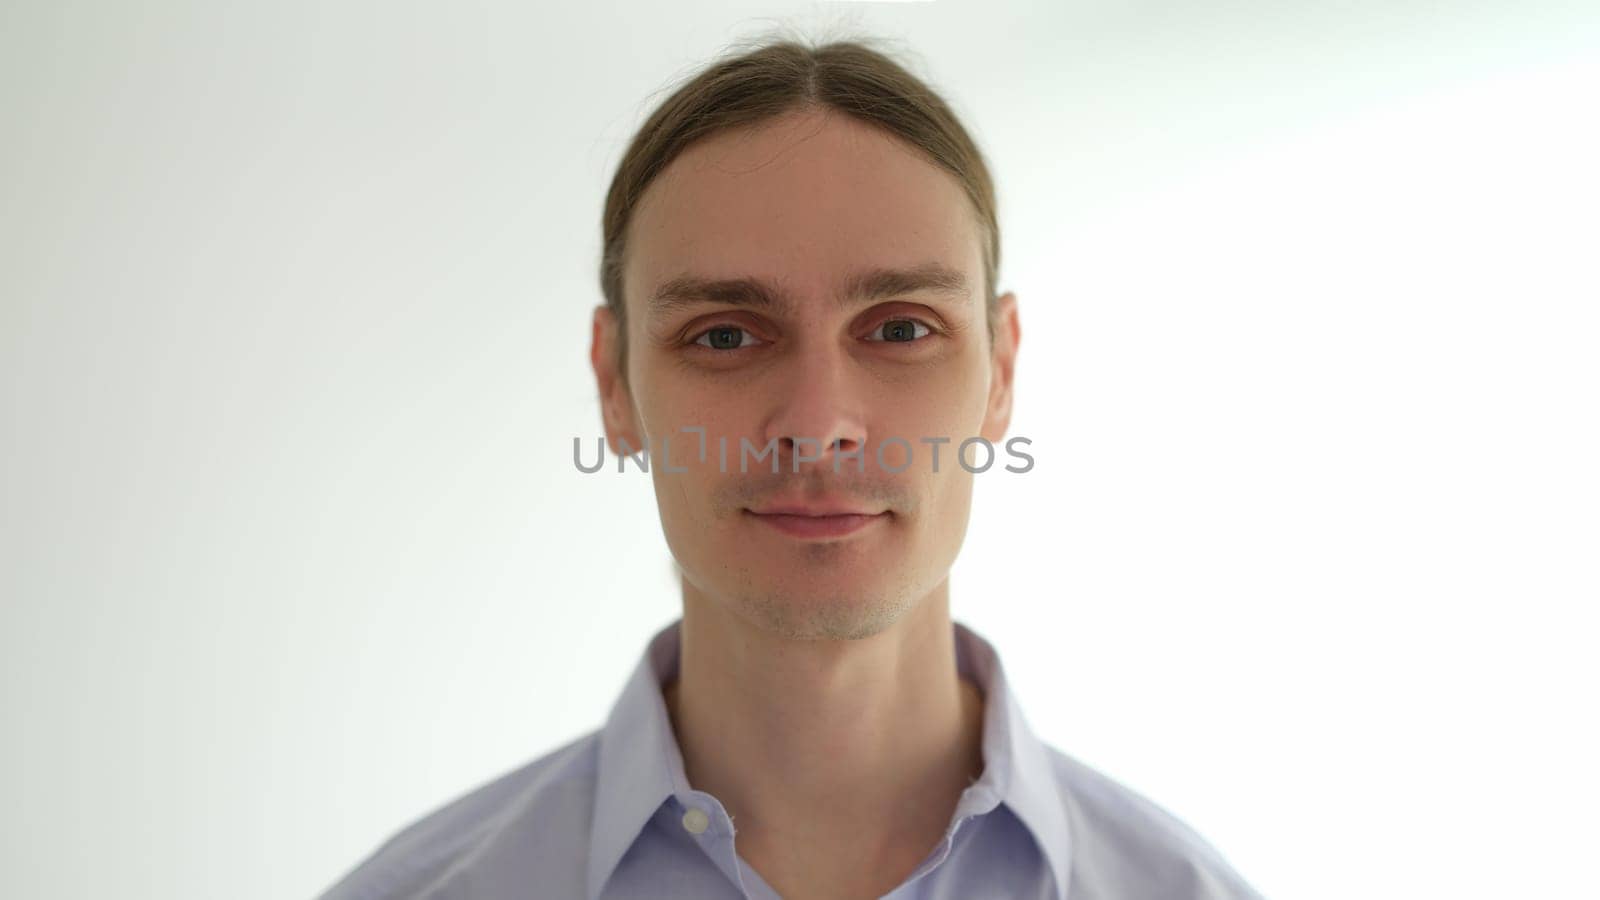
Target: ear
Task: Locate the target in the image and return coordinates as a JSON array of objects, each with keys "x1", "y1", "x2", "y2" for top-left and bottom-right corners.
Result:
[
  {"x1": 590, "y1": 304, "x2": 644, "y2": 454},
  {"x1": 979, "y1": 291, "x2": 1020, "y2": 444}
]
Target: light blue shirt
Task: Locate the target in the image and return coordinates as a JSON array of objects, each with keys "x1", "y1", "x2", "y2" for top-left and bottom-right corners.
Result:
[{"x1": 321, "y1": 618, "x2": 1263, "y2": 899}]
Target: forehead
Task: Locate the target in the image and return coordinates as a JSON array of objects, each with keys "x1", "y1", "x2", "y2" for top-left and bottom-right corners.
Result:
[{"x1": 624, "y1": 110, "x2": 982, "y2": 316}]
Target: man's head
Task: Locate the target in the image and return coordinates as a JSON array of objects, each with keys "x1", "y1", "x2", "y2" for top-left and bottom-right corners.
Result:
[{"x1": 590, "y1": 36, "x2": 1020, "y2": 641}]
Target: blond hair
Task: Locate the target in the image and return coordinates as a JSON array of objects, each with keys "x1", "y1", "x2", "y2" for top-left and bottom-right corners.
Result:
[{"x1": 599, "y1": 33, "x2": 1002, "y2": 377}]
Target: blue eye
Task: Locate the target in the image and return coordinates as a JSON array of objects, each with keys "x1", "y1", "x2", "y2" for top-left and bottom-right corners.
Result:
[
  {"x1": 690, "y1": 318, "x2": 934, "y2": 350},
  {"x1": 865, "y1": 318, "x2": 933, "y2": 343},
  {"x1": 692, "y1": 325, "x2": 767, "y2": 351}
]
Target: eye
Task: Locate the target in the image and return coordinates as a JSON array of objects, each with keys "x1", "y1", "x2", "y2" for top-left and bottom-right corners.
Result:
[
  {"x1": 864, "y1": 318, "x2": 933, "y2": 343},
  {"x1": 690, "y1": 324, "x2": 767, "y2": 351}
]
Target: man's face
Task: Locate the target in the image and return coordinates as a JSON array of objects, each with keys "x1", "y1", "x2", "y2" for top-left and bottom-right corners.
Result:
[{"x1": 592, "y1": 108, "x2": 1019, "y2": 640}]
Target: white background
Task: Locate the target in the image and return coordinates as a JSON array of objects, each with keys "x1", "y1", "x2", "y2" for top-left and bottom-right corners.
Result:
[{"x1": 3, "y1": 1, "x2": 1596, "y2": 898}]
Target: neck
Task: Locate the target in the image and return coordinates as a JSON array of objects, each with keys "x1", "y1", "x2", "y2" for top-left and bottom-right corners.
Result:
[{"x1": 662, "y1": 577, "x2": 986, "y2": 898}]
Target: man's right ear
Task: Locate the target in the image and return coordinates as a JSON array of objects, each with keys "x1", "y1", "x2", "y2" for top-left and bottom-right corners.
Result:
[{"x1": 590, "y1": 304, "x2": 643, "y2": 455}]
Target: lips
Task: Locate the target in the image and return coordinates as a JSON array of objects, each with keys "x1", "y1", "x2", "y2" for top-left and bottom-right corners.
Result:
[
  {"x1": 748, "y1": 504, "x2": 878, "y2": 517},
  {"x1": 744, "y1": 509, "x2": 887, "y2": 539}
]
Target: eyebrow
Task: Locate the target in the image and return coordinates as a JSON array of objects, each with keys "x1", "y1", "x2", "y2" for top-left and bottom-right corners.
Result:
[{"x1": 646, "y1": 262, "x2": 970, "y2": 318}]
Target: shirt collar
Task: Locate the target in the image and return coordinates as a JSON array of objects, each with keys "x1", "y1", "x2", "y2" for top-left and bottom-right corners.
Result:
[
  {"x1": 955, "y1": 619, "x2": 1074, "y2": 900},
  {"x1": 587, "y1": 617, "x2": 1072, "y2": 900}
]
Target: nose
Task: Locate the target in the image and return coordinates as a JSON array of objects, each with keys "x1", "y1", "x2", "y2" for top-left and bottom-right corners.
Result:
[{"x1": 762, "y1": 339, "x2": 868, "y2": 471}]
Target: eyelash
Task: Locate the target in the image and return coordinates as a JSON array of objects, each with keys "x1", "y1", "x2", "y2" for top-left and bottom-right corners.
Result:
[{"x1": 689, "y1": 318, "x2": 936, "y2": 351}]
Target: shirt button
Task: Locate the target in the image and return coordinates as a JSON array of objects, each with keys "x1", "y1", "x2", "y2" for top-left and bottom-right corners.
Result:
[{"x1": 681, "y1": 807, "x2": 710, "y2": 834}]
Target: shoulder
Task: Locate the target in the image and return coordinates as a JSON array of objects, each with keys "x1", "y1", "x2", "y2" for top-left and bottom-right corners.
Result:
[
  {"x1": 1046, "y1": 748, "x2": 1265, "y2": 900},
  {"x1": 317, "y1": 730, "x2": 601, "y2": 900}
]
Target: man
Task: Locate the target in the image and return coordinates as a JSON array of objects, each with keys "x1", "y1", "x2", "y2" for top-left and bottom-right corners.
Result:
[{"x1": 322, "y1": 35, "x2": 1263, "y2": 900}]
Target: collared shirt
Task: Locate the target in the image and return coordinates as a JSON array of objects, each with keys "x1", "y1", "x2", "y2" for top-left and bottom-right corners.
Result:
[{"x1": 321, "y1": 618, "x2": 1264, "y2": 899}]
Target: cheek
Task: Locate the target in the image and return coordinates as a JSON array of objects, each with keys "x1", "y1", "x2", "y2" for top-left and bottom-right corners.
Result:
[
  {"x1": 636, "y1": 377, "x2": 725, "y2": 440},
  {"x1": 878, "y1": 369, "x2": 989, "y2": 442},
  {"x1": 635, "y1": 387, "x2": 756, "y2": 485}
]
